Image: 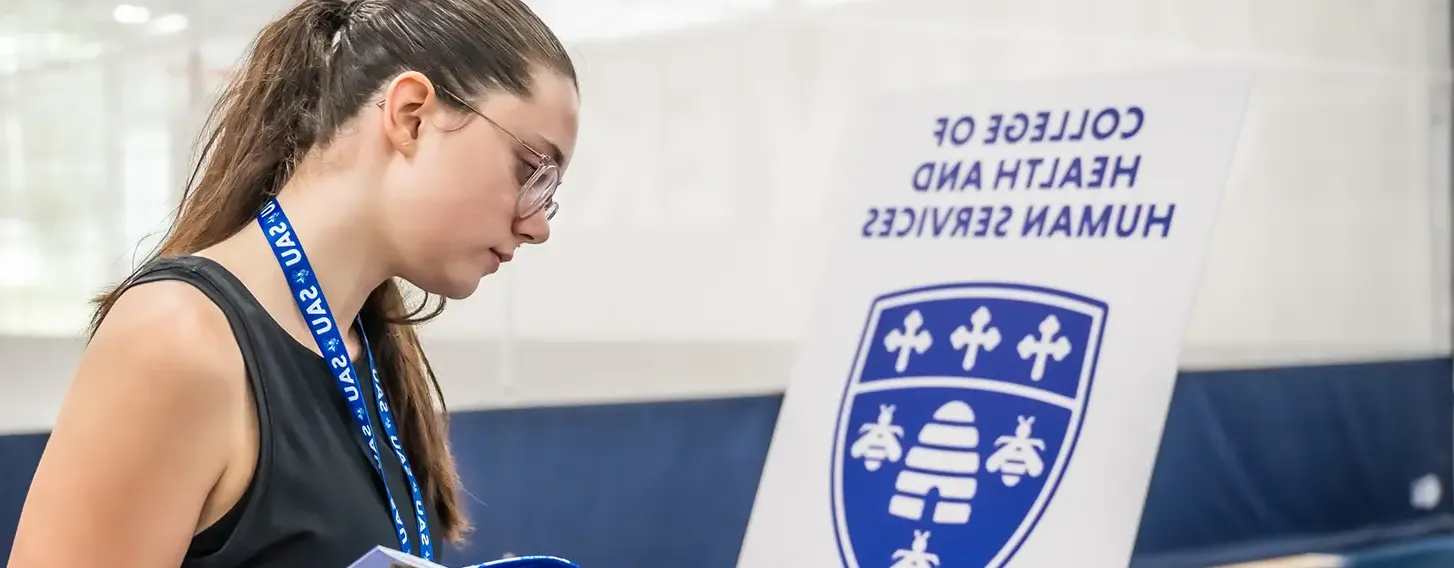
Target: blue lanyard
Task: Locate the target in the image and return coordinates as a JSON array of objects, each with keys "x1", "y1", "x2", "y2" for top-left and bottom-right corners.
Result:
[{"x1": 257, "y1": 199, "x2": 434, "y2": 561}]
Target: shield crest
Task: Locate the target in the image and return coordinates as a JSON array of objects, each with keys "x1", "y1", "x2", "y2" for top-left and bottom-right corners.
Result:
[{"x1": 831, "y1": 282, "x2": 1107, "y2": 568}]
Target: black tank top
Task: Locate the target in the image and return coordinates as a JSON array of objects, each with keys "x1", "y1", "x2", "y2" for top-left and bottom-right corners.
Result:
[{"x1": 126, "y1": 255, "x2": 443, "y2": 568}]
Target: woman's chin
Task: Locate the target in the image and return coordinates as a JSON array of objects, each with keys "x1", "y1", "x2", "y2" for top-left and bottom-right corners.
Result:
[
  {"x1": 438, "y1": 276, "x2": 483, "y2": 300},
  {"x1": 407, "y1": 267, "x2": 484, "y2": 301}
]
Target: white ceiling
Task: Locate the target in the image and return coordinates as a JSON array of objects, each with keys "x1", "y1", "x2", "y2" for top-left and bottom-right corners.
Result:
[{"x1": 0, "y1": 0, "x2": 873, "y2": 73}]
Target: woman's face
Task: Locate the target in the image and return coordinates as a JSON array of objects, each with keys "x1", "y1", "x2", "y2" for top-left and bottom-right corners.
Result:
[{"x1": 379, "y1": 67, "x2": 579, "y2": 300}]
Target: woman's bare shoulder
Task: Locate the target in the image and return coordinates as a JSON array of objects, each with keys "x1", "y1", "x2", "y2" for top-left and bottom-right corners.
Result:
[
  {"x1": 7, "y1": 279, "x2": 247, "y2": 567},
  {"x1": 91, "y1": 278, "x2": 244, "y2": 386}
]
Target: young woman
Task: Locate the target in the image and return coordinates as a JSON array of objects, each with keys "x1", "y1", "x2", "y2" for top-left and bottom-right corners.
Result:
[{"x1": 8, "y1": 0, "x2": 578, "y2": 566}]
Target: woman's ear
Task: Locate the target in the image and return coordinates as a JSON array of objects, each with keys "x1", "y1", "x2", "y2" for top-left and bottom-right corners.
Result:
[{"x1": 379, "y1": 71, "x2": 437, "y2": 155}]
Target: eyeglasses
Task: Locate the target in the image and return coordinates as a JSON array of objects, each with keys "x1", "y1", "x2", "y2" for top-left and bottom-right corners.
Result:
[{"x1": 375, "y1": 88, "x2": 561, "y2": 221}]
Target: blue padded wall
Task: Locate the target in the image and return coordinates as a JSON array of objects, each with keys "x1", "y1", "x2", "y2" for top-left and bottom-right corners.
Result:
[
  {"x1": 1132, "y1": 358, "x2": 1454, "y2": 567},
  {"x1": 1, "y1": 359, "x2": 1449, "y2": 567}
]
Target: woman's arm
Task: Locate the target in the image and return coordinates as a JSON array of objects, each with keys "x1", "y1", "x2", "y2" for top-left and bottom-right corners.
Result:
[{"x1": 8, "y1": 281, "x2": 245, "y2": 568}]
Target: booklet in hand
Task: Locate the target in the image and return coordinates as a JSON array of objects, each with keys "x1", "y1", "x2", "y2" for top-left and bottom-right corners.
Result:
[{"x1": 347, "y1": 546, "x2": 579, "y2": 568}]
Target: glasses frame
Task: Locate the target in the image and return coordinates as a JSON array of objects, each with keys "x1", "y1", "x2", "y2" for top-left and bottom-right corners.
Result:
[{"x1": 373, "y1": 87, "x2": 561, "y2": 220}]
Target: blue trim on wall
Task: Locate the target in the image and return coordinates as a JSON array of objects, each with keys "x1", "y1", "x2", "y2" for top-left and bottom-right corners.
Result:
[
  {"x1": 1131, "y1": 357, "x2": 1454, "y2": 566},
  {"x1": 446, "y1": 395, "x2": 781, "y2": 567},
  {"x1": 1, "y1": 358, "x2": 1450, "y2": 567}
]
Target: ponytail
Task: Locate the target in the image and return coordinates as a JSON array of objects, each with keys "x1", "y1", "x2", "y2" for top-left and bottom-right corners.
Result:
[
  {"x1": 93, "y1": 0, "x2": 341, "y2": 334},
  {"x1": 92, "y1": 0, "x2": 471, "y2": 543}
]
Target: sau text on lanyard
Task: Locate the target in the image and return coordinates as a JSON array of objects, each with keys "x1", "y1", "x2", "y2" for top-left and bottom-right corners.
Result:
[{"x1": 256, "y1": 199, "x2": 435, "y2": 561}]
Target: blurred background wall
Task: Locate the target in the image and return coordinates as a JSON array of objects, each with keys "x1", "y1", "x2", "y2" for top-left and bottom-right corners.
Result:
[{"x1": 1, "y1": 0, "x2": 1452, "y2": 566}]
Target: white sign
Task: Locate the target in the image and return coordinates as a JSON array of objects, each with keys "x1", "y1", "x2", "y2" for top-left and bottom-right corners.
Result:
[
  {"x1": 347, "y1": 547, "x2": 448, "y2": 568},
  {"x1": 345, "y1": 546, "x2": 577, "y2": 568},
  {"x1": 737, "y1": 70, "x2": 1252, "y2": 568}
]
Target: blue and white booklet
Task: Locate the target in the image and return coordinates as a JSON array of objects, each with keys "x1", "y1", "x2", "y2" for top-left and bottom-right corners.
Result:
[{"x1": 347, "y1": 546, "x2": 578, "y2": 568}]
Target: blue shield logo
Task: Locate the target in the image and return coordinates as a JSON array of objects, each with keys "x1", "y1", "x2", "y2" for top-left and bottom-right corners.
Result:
[{"x1": 830, "y1": 282, "x2": 1108, "y2": 568}]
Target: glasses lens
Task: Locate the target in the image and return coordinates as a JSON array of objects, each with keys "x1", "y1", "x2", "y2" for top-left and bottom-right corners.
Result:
[{"x1": 516, "y1": 165, "x2": 559, "y2": 218}]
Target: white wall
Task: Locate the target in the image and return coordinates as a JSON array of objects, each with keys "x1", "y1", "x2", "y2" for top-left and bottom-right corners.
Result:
[
  {"x1": 0, "y1": 0, "x2": 1449, "y2": 432},
  {"x1": 437, "y1": 0, "x2": 1454, "y2": 363}
]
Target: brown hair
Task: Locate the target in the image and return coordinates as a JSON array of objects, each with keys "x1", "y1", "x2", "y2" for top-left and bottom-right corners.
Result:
[{"x1": 88, "y1": 0, "x2": 575, "y2": 543}]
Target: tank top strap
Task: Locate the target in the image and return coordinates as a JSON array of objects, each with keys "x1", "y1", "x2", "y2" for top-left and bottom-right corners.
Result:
[
  {"x1": 128, "y1": 255, "x2": 276, "y2": 377},
  {"x1": 131, "y1": 256, "x2": 251, "y2": 314},
  {"x1": 126, "y1": 255, "x2": 277, "y2": 563},
  {"x1": 126, "y1": 253, "x2": 276, "y2": 432}
]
